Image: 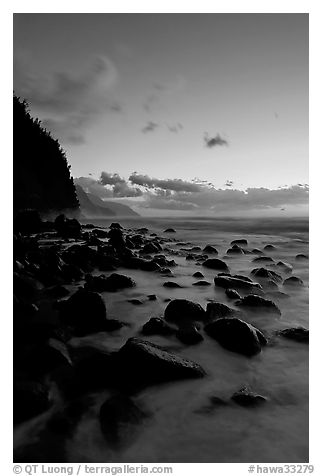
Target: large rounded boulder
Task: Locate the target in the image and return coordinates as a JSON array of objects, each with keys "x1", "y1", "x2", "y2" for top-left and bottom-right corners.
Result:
[
  {"x1": 214, "y1": 275, "x2": 262, "y2": 293},
  {"x1": 164, "y1": 299, "x2": 206, "y2": 325},
  {"x1": 202, "y1": 258, "x2": 229, "y2": 271},
  {"x1": 204, "y1": 317, "x2": 267, "y2": 356},
  {"x1": 59, "y1": 288, "x2": 109, "y2": 335}
]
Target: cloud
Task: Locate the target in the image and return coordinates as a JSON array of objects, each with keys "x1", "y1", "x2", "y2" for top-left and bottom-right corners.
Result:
[
  {"x1": 76, "y1": 173, "x2": 308, "y2": 213},
  {"x1": 142, "y1": 121, "x2": 159, "y2": 133},
  {"x1": 76, "y1": 173, "x2": 143, "y2": 198},
  {"x1": 167, "y1": 123, "x2": 183, "y2": 133},
  {"x1": 225, "y1": 180, "x2": 234, "y2": 187},
  {"x1": 14, "y1": 54, "x2": 120, "y2": 144},
  {"x1": 204, "y1": 133, "x2": 228, "y2": 148},
  {"x1": 100, "y1": 172, "x2": 126, "y2": 186},
  {"x1": 129, "y1": 173, "x2": 202, "y2": 193}
]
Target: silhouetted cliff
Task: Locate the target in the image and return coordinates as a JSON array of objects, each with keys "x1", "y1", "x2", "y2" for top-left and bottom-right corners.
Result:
[{"x1": 13, "y1": 95, "x2": 79, "y2": 216}]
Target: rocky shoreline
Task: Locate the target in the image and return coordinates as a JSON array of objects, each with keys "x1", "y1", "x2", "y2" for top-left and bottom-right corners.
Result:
[{"x1": 13, "y1": 209, "x2": 309, "y2": 461}]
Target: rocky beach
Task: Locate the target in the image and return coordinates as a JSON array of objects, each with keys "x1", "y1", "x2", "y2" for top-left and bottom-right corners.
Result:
[{"x1": 13, "y1": 213, "x2": 309, "y2": 462}]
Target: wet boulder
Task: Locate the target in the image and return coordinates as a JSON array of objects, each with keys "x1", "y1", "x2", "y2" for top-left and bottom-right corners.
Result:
[
  {"x1": 202, "y1": 258, "x2": 229, "y2": 271},
  {"x1": 193, "y1": 271, "x2": 204, "y2": 278},
  {"x1": 142, "y1": 242, "x2": 162, "y2": 254},
  {"x1": 252, "y1": 248, "x2": 264, "y2": 255},
  {"x1": 109, "y1": 222, "x2": 123, "y2": 229},
  {"x1": 231, "y1": 386, "x2": 267, "y2": 406},
  {"x1": 164, "y1": 299, "x2": 206, "y2": 325},
  {"x1": 264, "y1": 244, "x2": 276, "y2": 251},
  {"x1": 127, "y1": 299, "x2": 144, "y2": 305},
  {"x1": 141, "y1": 318, "x2": 174, "y2": 336},
  {"x1": 164, "y1": 228, "x2": 176, "y2": 233},
  {"x1": 231, "y1": 239, "x2": 248, "y2": 246},
  {"x1": 225, "y1": 289, "x2": 241, "y2": 300},
  {"x1": 272, "y1": 261, "x2": 293, "y2": 273},
  {"x1": 85, "y1": 273, "x2": 136, "y2": 292},
  {"x1": 206, "y1": 302, "x2": 242, "y2": 320},
  {"x1": 100, "y1": 394, "x2": 149, "y2": 448},
  {"x1": 204, "y1": 318, "x2": 267, "y2": 356},
  {"x1": 163, "y1": 281, "x2": 182, "y2": 288},
  {"x1": 54, "y1": 214, "x2": 81, "y2": 238},
  {"x1": 295, "y1": 254, "x2": 309, "y2": 261},
  {"x1": 59, "y1": 288, "x2": 109, "y2": 335},
  {"x1": 214, "y1": 275, "x2": 262, "y2": 293},
  {"x1": 147, "y1": 294, "x2": 157, "y2": 301},
  {"x1": 236, "y1": 294, "x2": 281, "y2": 315},
  {"x1": 108, "y1": 227, "x2": 126, "y2": 249},
  {"x1": 117, "y1": 337, "x2": 206, "y2": 385},
  {"x1": 283, "y1": 276, "x2": 304, "y2": 287},
  {"x1": 250, "y1": 267, "x2": 283, "y2": 285},
  {"x1": 226, "y1": 245, "x2": 244, "y2": 255},
  {"x1": 203, "y1": 245, "x2": 218, "y2": 254},
  {"x1": 277, "y1": 327, "x2": 309, "y2": 343},
  {"x1": 192, "y1": 280, "x2": 211, "y2": 286},
  {"x1": 176, "y1": 325, "x2": 204, "y2": 345}
]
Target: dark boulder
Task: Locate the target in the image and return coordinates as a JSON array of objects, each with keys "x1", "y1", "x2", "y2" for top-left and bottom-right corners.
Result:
[
  {"x1": 206, "y1": 302, "x2": 242, "y2": 320},
  {"x1": 147, "y1": 294, "x2": 157, "y2": 301},
  {"x1": 142, "y1": 318, "x2": 174, "y2": 336},
  {"x1": 263, "y1": 244, "x2": 276, "y2": 251},
  {"x1": 163, "y1": 281, "x2": 182, "y2": 288},
  {"x1": 226, "y1": 246, "x2": 244, "y2": 255},
  {"x1": 54, "y1": 214, "x2": 81, "y2": 238},
  {"x1": 100, "y1": 394, "x2": 149, "y2": 448},
  {"x1": 225, "y1": 289, "x2": 241, "y2": 300},
  {"x1": 202, "y1": 258, "x2": 229, "y2": 271},
  {"x1": 85, "y1": 273, "x2": 136, "y2": 292},
  {"x1": 214, "y1": 275, "x2": 262, "y2": 293},
  {"x1": 251, "y1": 267, "x2": 283, "y2": 284},
  {"x1": 127, "y1": 299, "x2": 143, "y2": 305},
  {"x1": 176, "y1": 325, "x2": 204, "y2": 345},
  {"x1": 193, "y1": 271, "x2": 204, "y2": 278},
  {"x1": 109, "y1": 222, "x2": 123, "y2": 229},
  {"x1": 204, "y1": 317, "x2": 267, "y2": 356},
  {"x1": 236, "y1": 294, "x2": 281, "y2": 315},
  {"x1": 231, "y1": 386, "x2": 267, "y2": 406},
  {"x1": 252, "y1": 248, "x2": 264, "y2": 255},
  {"x1": 295, "y1": 254, "x2": 309, "y2": 261},
  {"x1": 277, "y1": 327, "x2": 309, "y2": 343},
  {"x1": 203, "y1": 245, "x2": 218, "y2": 254},
  {"x1": 164, "y1": 299, "x2": 206, "y2": 324},
  {"x1": 272, "y1": 261, "x2": 293, "y2": 273},
  {"x1": 142, "y1": 242, "x2": 162, "y2": 254},
  {"x1": 231, "y1": 239, "x2": 248, "y2": 246},
  {"x1": 59, "y1": 288, "x2": 109, "y2": 335},
  {"x1": 117, "y1": 337, "x2": 206, "y2": 385},
  {"x1": 164, "y1": 228, "x2": 176, "y2": 233},
  {"x1": 283, "y1": 276, "x2": 304, "y2": 287},
  {"x1": 108, "y1": 227, "x2": 126, "y2": 249},
  {"x1": 192, "y1": 280, "x2": 211, "y2": 286}
]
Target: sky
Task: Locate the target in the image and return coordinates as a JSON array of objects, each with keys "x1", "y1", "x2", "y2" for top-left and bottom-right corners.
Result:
[{"x1": 13, "y1": 13, "x2": 309, "y2": 216}]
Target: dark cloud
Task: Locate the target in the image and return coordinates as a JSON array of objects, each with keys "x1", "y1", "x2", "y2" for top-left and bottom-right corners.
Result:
[
  {"x1": 14, "y1": 54, "x2": 120, "y2": 144},
  {"x1": 142, "y1": 121, "x2": 159, "y2": 133},
  {"x1": 75, "y1": 174, "x2": 142, "y2": 198},
  {"x1": 129, "y1": 173, "x2": 201, "y2": 192},
  {"x1": 167, "y1": 123, "x2": 183, "y2": 133},
  {"x1": 204, "y1": 133, "x2": 228, "y2": 148}
]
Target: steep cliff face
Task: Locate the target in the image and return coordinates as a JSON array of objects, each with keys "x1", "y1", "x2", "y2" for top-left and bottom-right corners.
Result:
[{"x1": 13, "y1": 95, "x2": 79, "y2": 215}]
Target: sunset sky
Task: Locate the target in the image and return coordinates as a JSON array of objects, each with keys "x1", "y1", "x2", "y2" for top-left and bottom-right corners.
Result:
[{"x1": 13, "y1": 13, "x2": 309, "y2": 215}]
